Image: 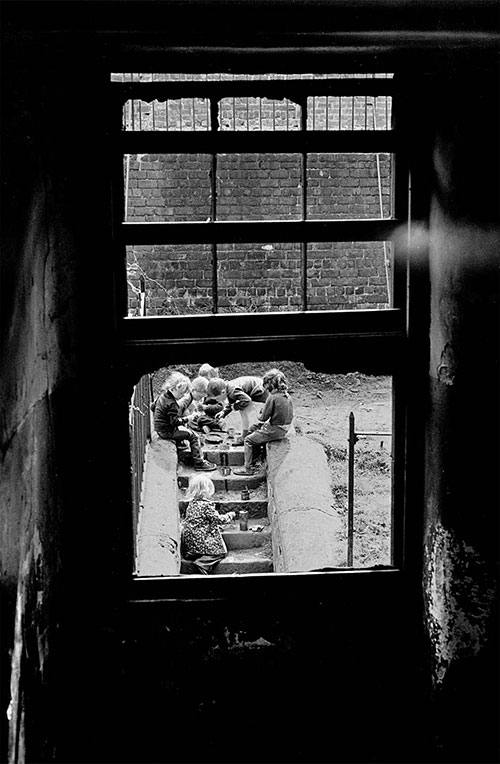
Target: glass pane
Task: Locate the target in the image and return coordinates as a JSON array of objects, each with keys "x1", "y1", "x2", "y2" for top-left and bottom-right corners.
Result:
[
  {"x1": 123, "y1": 99, "x2": 211, "y2": 131},
  {"x1": 126, "y1": 241, "x2": 393, "y2": 316},
  {"x1": 306, "y1": 153, "x2": 393, "y2": 219},
  {"x1": 131, "y1": 360, "x2": 393, "y2": 576},
  {"x1": 307, "y1": 242, "x2": 393, "y2": 310},
  {"x1": 123, "y1": 154, "x2": 212, "y2": 222},
  {"x1": 219, "y1": 97, "x2": 301, "y2": 131},
  {"x1": 217, "y1": 242, "x2": 302, "y2": 312},
  {"x1": 111, "y1": 73, "x2": 394, "y2": 82},
  {"x1": 126, "y1": 244, "x2": 213, "y2": 316},
  {"x1": 217, "y1": 154, "x2": 302, "y2": 221},
  {"x1": 307, "y1": 95, "x2": 392, "y2": 130}
]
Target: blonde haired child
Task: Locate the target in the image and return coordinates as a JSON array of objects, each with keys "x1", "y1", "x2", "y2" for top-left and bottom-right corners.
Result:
[
  {"x1": 181, "y1": 475, "x2": 235, "y2": 574},
  {"x1": 152, "y1": 371, "x2": 215, "y2": 471},
  {"x1": 198, "y1": 363, "x2": 219, "y2": 380},
  {"x1": 179, "y1": 376, "x2": 209, "y2": 417},
  {"x1": 234, "y1": 367, "x2": 294, "y2": 475}
]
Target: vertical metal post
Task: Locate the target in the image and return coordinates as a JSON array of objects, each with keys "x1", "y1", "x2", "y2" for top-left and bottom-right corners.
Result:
[
  {"x1": 300, "y1": 97, "x2": 308, "y2": 311},
  {"x1": 347, "y1": 411, "x2": 357, "y2": 567},
  {"x1": 210, "y1": 98, "x2": 219, "y2": 313}
]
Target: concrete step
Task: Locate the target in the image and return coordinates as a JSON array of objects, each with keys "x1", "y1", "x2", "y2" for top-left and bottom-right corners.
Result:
[
  {"x1": 222, "y1": 517, "x2": 270, "y2": 549},
  {"x1": 180, "y1": 551, "x2": 273, "y2": 576},
  {"x1": 177, "y1": 463, "x2": 266, "y2": 491},
  {"x1": 203, "y1": 446, "x2": 245, "y2": 466},
  {"x1": 222, "y1": 525, "x2": 271, "y2": 550},
  {"x1": 213, "y1": 547, "x2": 273, "y2": 575},
  {"x1": 179, "y1": 497, "x2": 268, "y2": 517}
]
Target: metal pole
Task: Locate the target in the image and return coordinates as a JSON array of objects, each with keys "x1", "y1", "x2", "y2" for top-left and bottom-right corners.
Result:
[
  {"x1": 347, "y1": 411, "x2": 357, "y2": 567},
  {"x1": 300, "y1": 97, "x2": 308, "y2": 311}
]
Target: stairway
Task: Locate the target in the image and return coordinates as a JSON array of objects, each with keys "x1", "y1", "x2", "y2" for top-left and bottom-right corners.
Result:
[{"x1": 177, "y1": 434, "x2": 273, "y2": 575}]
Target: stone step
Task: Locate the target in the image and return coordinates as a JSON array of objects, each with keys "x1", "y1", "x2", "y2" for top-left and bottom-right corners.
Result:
[
  {"x1": 177, "y1": 463, "x2": 266, "y2": 491},
  {"x1": 222, "y1": 525, "x2": 271, "y2": 550},
  {"x1": 180, "y1": 552, "x2": 273, "y2": 576},
  {"x1": 213, "y1": 548, "x2": 274, "y2": 575},
  {"x1": 203, "y1": 446, "x2": 245, "y2": 466},
  {"x1": 179, "y1": 497, "x2": 268, "y2": 517}
]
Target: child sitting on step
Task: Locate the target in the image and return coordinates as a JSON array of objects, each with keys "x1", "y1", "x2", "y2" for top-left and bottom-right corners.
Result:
[
  {"x1": 234, "y1": 368, "x2": 294, "y2": 475},
  {"x1": 181, "y1": 475, "x2": 236, "y2": 575},
  {"x1": 152, "y1": 371, "x2": 215, "y2": 471},
  {"x1": 179, "y1": 376, "x2": 209, "y2": 418},
  {"x1": 208, "y1": 374, "x2": 269, "y2": 444},
  {"x1": 187, "y1": 392, "x2": 225, "y2": 434}
]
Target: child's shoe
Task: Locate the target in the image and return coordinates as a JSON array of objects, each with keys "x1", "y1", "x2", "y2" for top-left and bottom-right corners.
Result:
[{"x1": 194, "y1": 460, "x2": 217, "y2": 471}]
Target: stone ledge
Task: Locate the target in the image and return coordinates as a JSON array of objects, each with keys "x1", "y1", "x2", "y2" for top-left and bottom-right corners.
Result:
[
  {"x1": 267, "y1": 434, "x2": 342, "y2": 573},
  {"x1": 135, "y1": 435, "x2": 180, "y2": 577}
]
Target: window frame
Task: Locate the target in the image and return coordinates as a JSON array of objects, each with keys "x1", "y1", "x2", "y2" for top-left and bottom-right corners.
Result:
[{"x1": 109, "y1": 71, "x2": 421, "y2": 595}]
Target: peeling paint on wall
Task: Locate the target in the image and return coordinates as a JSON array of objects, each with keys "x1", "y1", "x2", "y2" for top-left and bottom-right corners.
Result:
[
  {"x1": 436, "y1": 343, "x2": 456, "y2": 386},
  {"x1": 424, "y1": 521, "x2": 497, "y2": 686}
]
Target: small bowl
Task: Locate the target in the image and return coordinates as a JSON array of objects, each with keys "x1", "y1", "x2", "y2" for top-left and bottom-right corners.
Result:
[{"x1": 204, "y1": 432, "x2": 224, "y2": 444}]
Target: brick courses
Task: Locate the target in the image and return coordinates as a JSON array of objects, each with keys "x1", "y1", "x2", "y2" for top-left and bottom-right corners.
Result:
[{"x1": 118, "y1": 74, "x2": 393, "y2": 315}]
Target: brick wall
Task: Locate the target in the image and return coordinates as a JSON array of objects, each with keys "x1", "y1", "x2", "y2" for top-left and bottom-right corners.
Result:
[{"x1": 117, "y1": 74, "x2": 393, "y2": 315}]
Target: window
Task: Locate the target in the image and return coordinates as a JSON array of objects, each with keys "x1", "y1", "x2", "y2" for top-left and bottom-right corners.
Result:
[{"x1": 110, "y1": 72, "x2": 412, "y2": 584}]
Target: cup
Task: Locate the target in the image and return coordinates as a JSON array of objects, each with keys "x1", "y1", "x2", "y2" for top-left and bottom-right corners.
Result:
[{"x1": 239, "y1": 510, "x2": 249, "y2": 531}]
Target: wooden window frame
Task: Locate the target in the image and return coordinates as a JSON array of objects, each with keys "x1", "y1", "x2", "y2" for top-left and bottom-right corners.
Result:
[{"x1": 109, "y1": 72, "x2": 423, "y2": 598}]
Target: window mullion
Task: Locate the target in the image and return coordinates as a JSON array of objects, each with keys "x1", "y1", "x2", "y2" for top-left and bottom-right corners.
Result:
[
  {"x1": 210, "y1": 97, "x2": 219, "y2": 314},
  {"x1": 111, "y1": 96, "x2": 129, "y2": 321},
  {"x1": 120, "y1": 219, "x2": 400, "y2": 246},
  {"x1": 300, "y1": 96, "x2": 308, "y2": 312}
]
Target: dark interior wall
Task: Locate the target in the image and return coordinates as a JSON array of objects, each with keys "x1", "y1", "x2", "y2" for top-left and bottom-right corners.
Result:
[
  {"x1": 423, "y1": 66, "x2": 500, "y2": 762},
  {"x1": 0, "y1": 33, "x2": 133, "y2": 762},
  {"x1": 0, "y1": 41, "x2": 74, "y2": 760},
  {"x1": 0, "y1": 3, "x2": 498, "y2": 763}
]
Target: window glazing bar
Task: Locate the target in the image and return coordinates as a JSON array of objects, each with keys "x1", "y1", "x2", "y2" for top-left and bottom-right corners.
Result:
[
  {"x1": 111, "y1": 78, "x2": 395, "y2": 104},
  {"x1": 120, "y1": 219, "x2": 400, "y2": 245},
  {"x1": 121, "y1": 308, "x2": 404, "y2": 345},
  {"x1": 118, "y1": 131, "x2": 396, "y2": 154}
]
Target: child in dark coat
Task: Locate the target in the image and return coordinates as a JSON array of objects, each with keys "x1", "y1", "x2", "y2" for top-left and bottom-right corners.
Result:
[
  {"x1": 188, "y1": 395, "x2": 225, "y2": 433},
  {"x1": 207, "y1": 375, "x2": 269, "y2": 444},
  {"x1": 152, "y1": 371, "x2": 215, "y2": 471},
  {"x1": 234, "y1": 368, "x2": 294, "y2": 475}
]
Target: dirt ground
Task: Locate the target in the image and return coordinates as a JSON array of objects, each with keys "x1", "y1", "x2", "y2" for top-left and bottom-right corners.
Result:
[
  {"x1": 283, "y1": 364, "x2": 393, "y2": 567},
  {"x1": 154, "y1": 360, "x2": 393, "y2": 568}
]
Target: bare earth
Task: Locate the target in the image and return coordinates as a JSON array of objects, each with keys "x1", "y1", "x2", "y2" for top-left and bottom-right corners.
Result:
[
  {"x1": 286, "y1": 366, "x2": 392, "y2": 567},
  {"x1": 156, "y1": 361, "x2": 393, "y2": 568}
]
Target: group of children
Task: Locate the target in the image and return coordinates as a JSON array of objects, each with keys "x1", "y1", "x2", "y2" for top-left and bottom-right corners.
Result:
[
  {"x1": 152, "y1": 362, "x2": 294, "y2": 574},
  {"x1": 152, "y1": 362, "x2": 294, "y2": 474}
]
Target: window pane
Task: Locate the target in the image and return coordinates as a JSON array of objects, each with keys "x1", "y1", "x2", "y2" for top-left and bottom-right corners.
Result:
[
  {"x1": 307, "y1": 242, "x2": 393, "y2": 310},
  {"x1": 217, "y1": 242, "x2": 302, "y2": 312},
  {"x1": 132, "y1": 360, "x2": 393, "y2": 576},
  {"x1": 219, "y1": 97, "x2": 301, "y2": 131},
  {"x1": 126, "y1": 244, "x2": 213, "y2": 316},
  {"x1": 217, "y1": 154, "x2": 302, "y2": 221},
  {"x1": 123, "y1": 99, "x2": 211, "y2": 131},
  {"x1": 123, "y1": 154, "x2": 212, "y2": 222},
  {"x1": 307, "y1": 95, "x2": 392, "y2": 130},
  {"x1": 126, "y1": 241, "x2": 393, "y2": 316},
  {"x1": 111, "y1": 73, "x2": 394, "y2": 82},
  {"x1": 307, "y1": 154, "x2": 393, "y2": 219}
]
